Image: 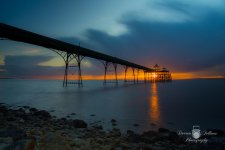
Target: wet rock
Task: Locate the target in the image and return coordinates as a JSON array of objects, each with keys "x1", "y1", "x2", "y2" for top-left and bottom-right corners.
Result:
[
  {"x1": 127, "y1": 130, "x2": 135, "y2": 135},
  {"x1": 15, "y1": 109, "x2": 26, "y2": 117},
  {"x1": 6, "y1": 138, "x2": 37, "y2": 150},
  {"x1": 92, "y1": 125, "x2": 103, "y2": 130},
  {"x1": 0, "y1": 128, "x2": 26, "y2": 141},
  {"x1": 33, "y1": 110, "x2": 51, "y2": 119},
  {"x1": 6, "y1": 117, "x2": 15, "y2": 122},
  {"x1": 127, "y1": 130, "x2": 142, "y2": 143},
  {"x1": 0, "y1": 105, "x2": 7, "y2": 114},
  {"x1": 111, "y1": 119, "x2": 117, "y2": 123},
  {"x1": 109, "y1": 128, "x2": 121, "y2": 137},
  {"x1": 142, "y1": 130, "x2": 158, "y2": 137},
  {"x1": 29, "y1": 108, "x2": 38, "y2": 112},
  {"x1": 141, "y1": 130, "x2": 159, "y2": 143},
  {"x1": 72, "y1": 119, "x2": 87, "y2": 128},
  {"x1": 39, "y1": 133, "x2": 72, "y2": 149},
  {"x1": 23, "y1": 106, "x2": 30, "y2": 109},
  {"x1": 158, "y1": 128, "x2": 170, "y2": 133},
  {"x1": 112, "y1": 123, "x2": 117, "y2": 126},
  {"x1": 0, "y1": 137, "x2": 13, "y2": 150},
  {"x1": 19, "y1": 119, "x2": 25, "y2": 123},
  {"x1": 168, "y1": 131, "x2": 180, "y2": 143}
]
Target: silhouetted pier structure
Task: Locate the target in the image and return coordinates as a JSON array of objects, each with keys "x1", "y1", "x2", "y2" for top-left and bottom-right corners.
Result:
[
  {"x1": 151, "y1": 64, "x2": 172, "y2": 82},
  {"x1": 0, "y1": 23, "x2": 172, "y2": 86}
]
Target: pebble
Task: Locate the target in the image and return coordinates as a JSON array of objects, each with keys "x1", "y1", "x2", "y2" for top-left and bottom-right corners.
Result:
[{"x1": 1, "y1": 103, "x2": 225, "y2": 149}]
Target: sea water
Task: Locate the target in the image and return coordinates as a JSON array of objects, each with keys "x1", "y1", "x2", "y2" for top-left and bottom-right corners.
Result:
[{"x1": 0, "y1": 79, "x2": 225, "y2": 133}]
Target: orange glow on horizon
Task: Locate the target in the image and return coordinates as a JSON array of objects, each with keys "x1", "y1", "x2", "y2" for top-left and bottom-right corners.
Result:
[
  {"x1": 31, "y1": 67, "x2": 224, "y2": 80},
  {"x1": 33, "y1": 72, "x2": 224, "y2": 80}
]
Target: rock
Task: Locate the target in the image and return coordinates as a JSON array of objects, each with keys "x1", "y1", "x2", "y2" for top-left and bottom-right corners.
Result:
[
  {"x1": 92, "y1": 125, "x2": 103, "y2": 130},
  {"x1": 112, "y1": 123, "x2": 117, "y2": 126},
  {"x1": 6, "y1": 138, "x2": 37, "y2": 150},
  {"x1": 158, "y1": 128, "x2": 170, "y2": 133},
  {"x1": 23, "y1": 106, "x2": 30, "y2": 109},
  {"x1": 72, "y1": 119, "x2": 87, "y2": 128},
  {"x1": 0, "y1": 128, "x2": 26, "y2": 141},
  {"x1": 127, "y1": 130, "x2": 135, "y2": 135},
  {"x1": 33, "y1": 110, "x2": 51, "y2": 119},
  {"x1": 6, "y1": 117, "x2": 15, "y2": 122},
  {"x1": 110, "y1": 128, "x2": 121, "y2": 137},
  {"x1": 127, "y1": 130, "x2": 142, "y2": 143},
  {"x1": 111, "y1": 119, "x2": 117, "y2": 123},
  {"x1": 15, "y1": 109, "x2": 26, "y2": 117},
  {"x1": 141, "y1": 130, "x2": 158, "y2": 143},
  {"x1": 142, "y1": 130, "x2": 158, "y2": 137},
  {"x1": 19, "y1": 119, "x2": 25, "y2": 123},
  {"x1": 168, "y1": 131, "x2": 180, "y2": 143},
  {"x1": 29, "y1": 108, "x2": 38, "y2": 112},
  {"x1": 0, "y1": 137, "x2": 13, "y2": 150},
  {"x1": 39, "y1": 133, "x2": 72, "y2": 149},
  {"x1": 0, "y1": 105, "x2": 7, "y2": 114}
]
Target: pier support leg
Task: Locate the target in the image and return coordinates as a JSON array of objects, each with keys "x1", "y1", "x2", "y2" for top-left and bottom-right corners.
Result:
[
  {"x1": 51, "y1": 49, "x2": 84, "y2": 87},
  {"x1": 113, "y1": 63, "x2": 118, "y2": 85},
  {"x1": 102, "y1": 61, "x2": 118, "y2": 85},
  {"x1": 144, "y1": 71, "x2": 146, "y2": 83},
  {"x1": 136, "y1": 69, "x2": 139, "y2": 83},
  {"x1": 74, "y1": 54, "x2": 84, "y2": 87},
  {"x1": 132, "y1": 67, "x2": 136, "y2": 84},
  {"x1": 63, "y1": 53, "x2": 70, "y2": 87},
  {"x1": 103, "y1": 61, "x2": 109, "y2": 85},
  {"x1": 124, "y1": 66, "x2": 128, "y2": 83}
]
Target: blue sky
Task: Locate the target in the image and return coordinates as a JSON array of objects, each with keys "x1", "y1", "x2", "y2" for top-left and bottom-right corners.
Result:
[{"x1": 0, "y1": 0, "x2": 225, "y2": 79}]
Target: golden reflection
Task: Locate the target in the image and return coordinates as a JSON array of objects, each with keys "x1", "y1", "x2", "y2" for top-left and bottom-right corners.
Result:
[{"x1": 149, "y1": 82, "x2": 160, "y2": 124}]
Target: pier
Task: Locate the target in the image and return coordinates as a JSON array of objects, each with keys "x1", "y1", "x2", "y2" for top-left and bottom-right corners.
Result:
[{"x1": 0, "y1": 23, "x2": 172, "y2": 86}]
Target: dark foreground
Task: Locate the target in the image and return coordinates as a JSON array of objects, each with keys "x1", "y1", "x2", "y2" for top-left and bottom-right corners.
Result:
[{"x1": 0, "y1": 103, "x2": 225, "y2": 150}]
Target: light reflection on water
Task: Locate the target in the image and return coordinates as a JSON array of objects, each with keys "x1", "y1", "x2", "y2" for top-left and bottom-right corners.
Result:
[{"x1": 149, "y1": 82, "x2": 160, "y2": 125}]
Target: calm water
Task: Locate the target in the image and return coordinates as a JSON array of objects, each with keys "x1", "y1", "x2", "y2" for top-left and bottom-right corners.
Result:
[{"x1": 0, "y1": 79, "x2": 225, "y2": 133}]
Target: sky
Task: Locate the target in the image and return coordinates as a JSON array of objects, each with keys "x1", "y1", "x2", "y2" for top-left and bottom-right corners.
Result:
[{"x1": 0, "y1": 0, "x2": 225, "y2": 79}]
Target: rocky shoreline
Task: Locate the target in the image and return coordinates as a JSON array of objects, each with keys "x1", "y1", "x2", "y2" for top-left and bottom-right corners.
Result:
[{"x1": 0, "y1": 103, "x2": 225, "y2": 150}]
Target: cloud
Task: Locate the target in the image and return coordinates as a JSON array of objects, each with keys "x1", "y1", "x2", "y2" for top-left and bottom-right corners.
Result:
[
  {"x1": 2, "y1": 55, "x2": 62, "y2": 77},
  {"x1": 60, "y1": 6, "x2": 225, "y2": 76},
  {"x1": 1, "y1": 0, "x2": 225, "y2": 78},
  {"x1": 120, "y1": 0, "x2": 225, "y2": 24}
]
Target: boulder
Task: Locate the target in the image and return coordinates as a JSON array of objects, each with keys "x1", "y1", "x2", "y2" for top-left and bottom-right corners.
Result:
[
  {"x1": 29, "y1": 108, "x2": 38, "y2": 112},
  {"x1": 110, "y1": 128, "x2": 121, "y2": 137},
  {"x1": 72, "y1": 119, "x2": 87, "y2": 128},
  {"x1": 33, "y1": 110, "x2": 51, "y2": 119},
  {"x1": 92, "y1": 125, "x2": 103, "y2": 130},
  {"x1": 111, "y1": 119, "x2": 117, "y2": 123},
  {"x1": 158, "y1": 128, "x2": 170, "y2": 133}
]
